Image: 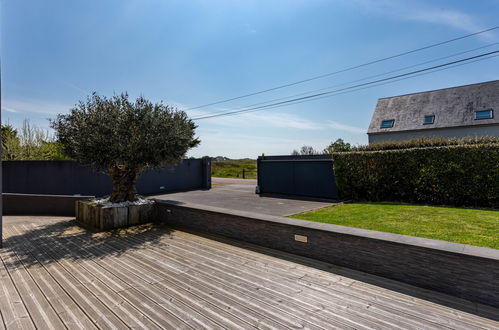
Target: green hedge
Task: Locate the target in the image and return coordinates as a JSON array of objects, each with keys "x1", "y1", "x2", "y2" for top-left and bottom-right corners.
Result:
[
  {"x1": 333, "y1": 144, "x2": 499, "y2": 208},
  {"x1": 352, "y1": 136, "x2": 499, "y2": 151}
]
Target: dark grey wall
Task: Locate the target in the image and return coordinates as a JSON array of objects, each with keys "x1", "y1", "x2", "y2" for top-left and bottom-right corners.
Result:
[
  {"x1": 155, "y1": 201, "x2": 499, "y2": 309},
  {"x1": 257, "y1": 155, "x2": 339, "y2": 199},
  {"x1": 3, "y1": 193, "x2": 94, "y2": 216},
  {"x1": 3, "y1": 159, "x2": 211, "y2": 197},
  {"x1": 368, "y1": 124, "x2": 499, "y2": 144}
]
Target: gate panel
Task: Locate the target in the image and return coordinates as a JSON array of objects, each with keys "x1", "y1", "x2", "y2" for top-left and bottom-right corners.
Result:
[
  {"x1": 258, "y1": 160, "x2": 294, "y2": 194},
  {"x1": 257, "y1": 155, "x2": 339, "y2": 199}
]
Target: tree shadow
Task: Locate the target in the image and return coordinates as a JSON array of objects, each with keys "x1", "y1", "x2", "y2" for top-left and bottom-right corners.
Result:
[{"x1": 1, "y1": 218, "x2": 172, "y2": 269}]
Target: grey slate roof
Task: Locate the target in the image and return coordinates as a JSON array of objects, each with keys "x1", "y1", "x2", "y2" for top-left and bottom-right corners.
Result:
[{"x1": 368, "y1": 80, "x2": 499, "y2": 134}]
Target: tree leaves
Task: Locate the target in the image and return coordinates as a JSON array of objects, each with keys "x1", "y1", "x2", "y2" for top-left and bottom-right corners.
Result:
[{"x1": 51, "y1": 93, "x2": 200, "y2": 171}]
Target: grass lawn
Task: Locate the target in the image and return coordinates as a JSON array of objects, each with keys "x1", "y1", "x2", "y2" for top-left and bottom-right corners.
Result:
[
  {"x1": 211, "y1": 159, "x2": 257, "y2": 179},
  {"x1": 289, "y1": 202, "x2": 499, "y2": 249}
]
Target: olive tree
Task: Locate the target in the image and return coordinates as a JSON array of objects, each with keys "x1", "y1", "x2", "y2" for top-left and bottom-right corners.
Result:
[{"x1": 51, "y1": 93, "x2": 200, "y2": 203}]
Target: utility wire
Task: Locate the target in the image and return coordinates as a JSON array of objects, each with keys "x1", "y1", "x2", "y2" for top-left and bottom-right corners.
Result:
[
  {"x1": 238, "y1": 53, "x2": 499, "y2": 115},
  {"x1": 185, "y1": 26, "x2": 499, "y2": 111},
  {"x1": 196, "y1": 52, "x2": 499, "y2": 119},
  {"x1": 192, "y1": 50, "x2": 499, "y2": 120},
  {"x1": 190, "y1": 42, "x2": 499, "y2": 118}
]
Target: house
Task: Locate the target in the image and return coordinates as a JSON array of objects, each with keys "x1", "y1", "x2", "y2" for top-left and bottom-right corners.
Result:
[{"x1": 367, "y1": 80, "x2": 499, "y2": 144}]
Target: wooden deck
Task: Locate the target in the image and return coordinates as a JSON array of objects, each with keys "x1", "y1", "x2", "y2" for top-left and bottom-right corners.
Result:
[{"x1": 1, "y1": 217, "x2": 498, "y2": 329}]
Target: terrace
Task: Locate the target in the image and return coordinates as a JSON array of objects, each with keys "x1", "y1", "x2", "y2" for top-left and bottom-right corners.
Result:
[{"x1": 1, "y1": 216, "x2": 498, "y2": 329}]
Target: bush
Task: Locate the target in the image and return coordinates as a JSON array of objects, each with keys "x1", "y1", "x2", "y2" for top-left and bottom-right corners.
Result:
[
  {"x1": 1, "y1": 120, "x2": 72, "y2": 160},
  {"x1": 333, "y1": 143, "x2": 499, "y2": 208},
  {"x1": 353, "y1": 136, "x2": 499, "y2": 151}
]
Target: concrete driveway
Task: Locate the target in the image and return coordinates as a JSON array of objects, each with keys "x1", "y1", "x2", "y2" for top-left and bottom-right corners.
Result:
[{"x1": 152, "y1": 177, "x2": 335, "y2": 216}]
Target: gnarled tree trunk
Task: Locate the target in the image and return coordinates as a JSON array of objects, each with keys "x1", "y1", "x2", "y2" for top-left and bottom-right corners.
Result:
[{"x1": 108, "y1": 165, "x2": 141, "y2": 203}]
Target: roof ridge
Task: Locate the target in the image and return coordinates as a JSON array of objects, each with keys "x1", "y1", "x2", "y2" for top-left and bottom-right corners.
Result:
[{"x1": 378, "y1": 79, "x2": 499, "y2": 100}]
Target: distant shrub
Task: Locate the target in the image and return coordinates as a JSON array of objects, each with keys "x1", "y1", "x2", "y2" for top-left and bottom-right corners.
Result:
[
  {"x1": 1, "y1": 120, "x2": 72, "y2": 160},
  {"x1": 323, "y1": 138, "x2": 351, "y2": 153},
  {"x1": 333, "y1": 143, "x2": 499, "y2": 208}
]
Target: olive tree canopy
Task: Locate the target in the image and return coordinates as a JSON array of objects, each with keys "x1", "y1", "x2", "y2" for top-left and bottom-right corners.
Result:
[{"x1": 51, "y1": 93, "x2": 200, "y2": 203}]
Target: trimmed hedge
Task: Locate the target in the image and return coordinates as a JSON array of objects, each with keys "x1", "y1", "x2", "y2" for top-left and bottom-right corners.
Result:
[
  {"x1": 352, "y1": 136, "x2": 499, "y2": 151},
  {"x1": 333, "y1": 143, "x2": 499, "y2": 208}
]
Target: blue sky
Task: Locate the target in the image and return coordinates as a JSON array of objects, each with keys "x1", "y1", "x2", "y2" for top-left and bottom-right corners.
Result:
[{"x1": 1, "y1": 0, "x2": 499, "y2": 158}]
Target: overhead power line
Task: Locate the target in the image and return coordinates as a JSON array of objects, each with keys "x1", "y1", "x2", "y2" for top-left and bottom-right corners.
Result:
[
  {"x1": 190, "y1": 42, "x2": 499, "y2": 118},
  {"x1": 241, "y1": 53, "x2": 499, "y2": 115},
  {"x1": 192, "y1": 50, "x2": 499, "y2": 120},
  {"x1": 184, "y1": 26, "x2": 499, "y2": 111}
]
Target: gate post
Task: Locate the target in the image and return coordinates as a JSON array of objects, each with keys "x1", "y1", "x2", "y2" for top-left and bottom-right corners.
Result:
[
  {"x1": 202, "y1": 157, "x2": 212, "y2": 190},
  {"x1": 256, "y1": 156, "x2": 262, "y2": 194}
]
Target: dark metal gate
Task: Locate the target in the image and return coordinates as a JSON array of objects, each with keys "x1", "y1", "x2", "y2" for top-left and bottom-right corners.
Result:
[{"x1": 257, "y1": 155, "x2": 339, "y2": 199}]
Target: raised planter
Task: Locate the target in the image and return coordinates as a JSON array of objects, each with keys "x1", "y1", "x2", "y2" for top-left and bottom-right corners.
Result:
[{"x1": 75, "y1": 200, "x2": 154, "y2": 230}]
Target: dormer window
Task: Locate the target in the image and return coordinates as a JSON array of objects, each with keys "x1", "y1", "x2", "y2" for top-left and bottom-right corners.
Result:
[
  {"x1": 380, "y1": 120, "x2": 394, "y2": 128},
  {"x1": 423, "y1": 115, "x2": 435, "y2": 125},
  {"x1": 475, "y1": 109, "x2": 493, "y2": 120}
]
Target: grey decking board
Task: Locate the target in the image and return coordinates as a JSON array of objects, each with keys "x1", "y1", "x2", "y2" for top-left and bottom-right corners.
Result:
[
  {"x1": 176, "y1": 227, "x2": 499, "y2": 320},
  {"x1": 82, "y1": 224, "x2": 496, "y2": 330},
  {"x1": 0, "y1": 310, "x2": 5, "y2": 330},
  {"x1": 115, "y1": 228, "x2": 466, "y2": 326},
  {"x1": 189, "y1": 232, "x2": 499, "y2": 325},
  {"x1": 4, "y1": 226, "x2": 100, "y2": 330},
  {"x1": 0, "y1": 233, "x2": 67, "y2": 329},
  {"x1": 1, "y1": 219, "x2": 498, "y2": 329},
  {"x1": 2, "y1": 230, "x2": 97, "y2": 330},
  {"x1": 65, "y1": 225, "x2": 357, "y2": 329},
  {"x1": 9, "y1": 225, "x2": 168, "y2": 330},
  {"x1": 69, "y1": 242, "x2": 233, "y2": 330},
  {"x1": 0, "y1": 253, "x2": 35, "y2": 330},
  {"x1": 156, "y1": 238, "x2": 442, "y2": 330},
  {"x1": 118, "y1": 241, "x2": 323, "y2": 330},
  {"x1": 106, "y1": 228, "x2": 465, "y2": 330},
  {"x1": 6, "y1": 226, "x2": 134, "y2": 330},
  {"x1": 167, "y1": 231, "x2": 489, "y2": 329},
  {"x1": 32, "y1": 224, "x2": 246, "y2": 330},
  {"x1": 74, "y1": 229, "x2": 315, "y2": 330},
  {"x1": 164, "y1": 234, "x2": 457, "y2": 329},
  {"x1": 98, "y1": 229, "x2": 356, "y2": 329},
  {"x1": 55, "y1": 245, "x2": 216, "y2": 330},
  {"x1": 108, "y1": 227, "x2": 499, "y2": 330},
  {"x1": 13, "y1": 224, "x2": 190, "y2": 330}
]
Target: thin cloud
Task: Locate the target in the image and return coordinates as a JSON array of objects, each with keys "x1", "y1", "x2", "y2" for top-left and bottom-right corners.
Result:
[
  {"x1": 2, "y1": 99, "x2": 72, "y2": 115},
  {"x1": 327, "y1": 120, "x2": 365, "y2": 133},
  {"x1": 61, "y1": 81, "x2": 90, "y2": 95},
  {"x1": 181, "y1": 102, "x2": 366, "y2": 133},
  {"x1": 1, "y1": 107, "x2": 18, "y2": 113},
  {"x1": 243, "y1": 112, "x2": 324, "y2": 130},
  {"x1": 347, "y1": 0, "x2": 497, "y2": 42},
  {"x1": 187, "y1": 108, "x2": 325, "y2": 130}
]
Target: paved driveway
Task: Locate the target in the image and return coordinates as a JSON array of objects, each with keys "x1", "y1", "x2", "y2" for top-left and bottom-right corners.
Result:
[{"x1": 153, "y1": 177, "x2": 334, "y2": 216}]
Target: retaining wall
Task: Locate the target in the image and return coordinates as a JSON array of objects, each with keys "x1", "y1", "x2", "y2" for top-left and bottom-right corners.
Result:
[{"x1": 3, "y1": 193, "x2": 93, "y2": 216}]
